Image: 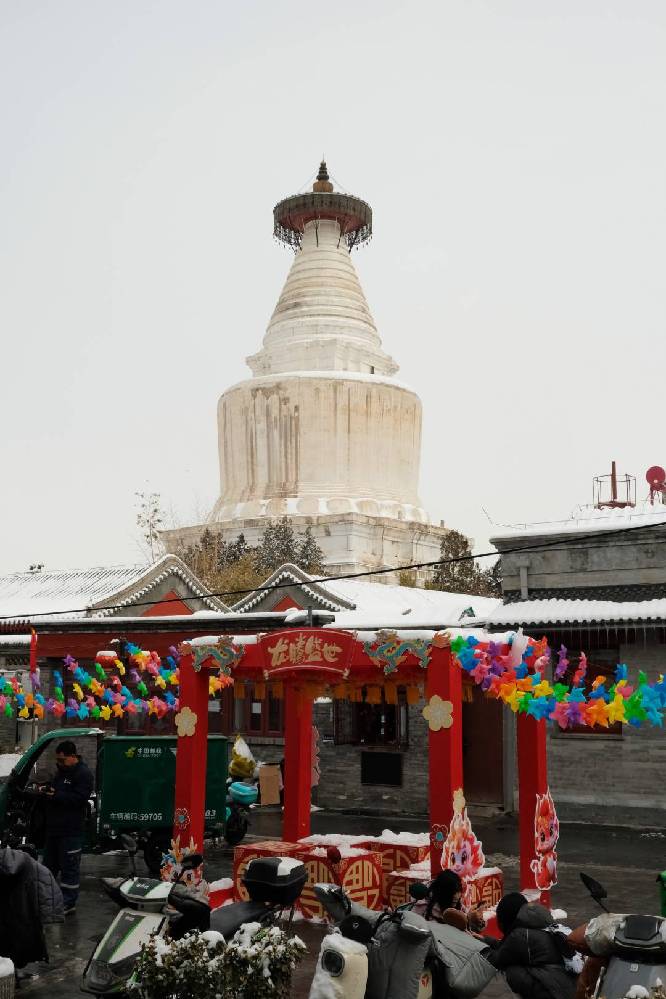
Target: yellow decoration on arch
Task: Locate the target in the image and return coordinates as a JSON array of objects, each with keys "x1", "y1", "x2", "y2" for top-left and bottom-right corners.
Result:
[
  {"x1": 175, "y1": 706, "x2": 197, "y2": 738},
  {"x1": 422, "y1": 694, "x2": 454, "y2": 732}
]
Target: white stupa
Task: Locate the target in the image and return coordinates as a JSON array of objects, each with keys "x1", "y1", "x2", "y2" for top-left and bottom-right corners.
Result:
[{"x1": 166, "y1": 163, "x2": 447, "y2": 578}]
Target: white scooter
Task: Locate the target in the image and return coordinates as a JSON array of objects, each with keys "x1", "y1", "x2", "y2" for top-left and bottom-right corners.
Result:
[
  {"x1": 81, "y1": 835, "x2": 205, "y2": 996},
  {"x1": 310, "y1": 880, "x2": 436, "y2": 999}
]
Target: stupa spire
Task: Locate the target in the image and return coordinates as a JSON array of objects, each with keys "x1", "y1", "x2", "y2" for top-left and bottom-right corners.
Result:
[
  {"x1": 247, "y1": 162, "x2": 398, "y2": 378},
  {"x1": 313, "y1": 159, "x2": 333, "y2": 193}
]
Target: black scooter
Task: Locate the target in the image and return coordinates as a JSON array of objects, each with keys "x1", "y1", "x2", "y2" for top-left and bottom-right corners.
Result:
[{"x1": 581, "y1": 871, "x2": 666, "y2": 998}]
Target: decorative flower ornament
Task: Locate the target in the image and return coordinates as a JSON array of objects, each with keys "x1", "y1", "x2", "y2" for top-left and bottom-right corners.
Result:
[
  {"x1": 431, "y1": 632, "x2": 451, "y2": 649},
  {"x1": 175, "y1": 706, "x2": 197, "y2": 737},
  {"x1": 422, "y1": 695, "x2": 454, "y2": 731},
  {"x1": 174, "y1": 807, "x2": 191, "y2": 831},
  {"x1": 430, "y1": 824, "x2": 447, "y2": 851}
]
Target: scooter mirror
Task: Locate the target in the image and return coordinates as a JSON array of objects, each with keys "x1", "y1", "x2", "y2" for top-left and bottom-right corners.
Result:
[
  {"x1": 180, "y1": 853, "x2": 204, "y2": 871},
  {"x1": 120, "y1": 834, "x2": 138, "y2": 855},
  {"x1": 580, "y1": 872, "x2": 607, "y2": 900},
  {"x1": 409, "y1": 882, "x2": 430, "y2": 901}
]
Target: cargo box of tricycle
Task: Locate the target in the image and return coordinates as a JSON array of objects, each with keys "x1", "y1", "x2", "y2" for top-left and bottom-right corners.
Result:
[{"x1": 98, "y1": 735, "x2": 229, "y2": 831}]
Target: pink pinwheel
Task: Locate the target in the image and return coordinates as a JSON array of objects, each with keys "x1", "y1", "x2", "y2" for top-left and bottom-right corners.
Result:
[
  {"x1": 573, "y1": 652, "x2": 588, "y2": 687},
  {"x1": 554, "y1": 645, "x2": 570, "y2": 680}
]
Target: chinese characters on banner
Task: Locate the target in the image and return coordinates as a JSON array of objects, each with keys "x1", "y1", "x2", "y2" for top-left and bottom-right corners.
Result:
[{"x1": 258, "y1": 629, "x2": 356, "y2": 673}]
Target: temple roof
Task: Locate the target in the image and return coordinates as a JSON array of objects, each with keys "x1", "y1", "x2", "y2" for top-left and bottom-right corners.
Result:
[
  {"x1": 231, "y1": 562, "x2": 501, "y2": 624},
  {"x1": 0, "y1": 554, "x2": 228, "y2": 620}
]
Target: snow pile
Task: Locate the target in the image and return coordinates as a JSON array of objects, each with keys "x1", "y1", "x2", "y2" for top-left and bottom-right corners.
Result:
[
  {"x1": 0, "y1": 957, "x2": 14, "y2": 979},
  {"x1": 208, "y1": 877, "x2": 234, "y2": 893},
  {"x1": 201, "y1": 930, "x2": 225, "y2": 948},
  {"x1": 307, "y1": 846, "x2": 367, "y2": 859},
  {"x1": 366, "y1": 829, "x2": 430, "y2": 847},
  {"x1": 300, "y1": 833, "x2": 368, "y2": 848},
  {"x1": 277, "y1": 857, "x2": 305, "y2": 876},
  {"x1": 0, "y1": 754, "x2": 21, "y2": 778}
]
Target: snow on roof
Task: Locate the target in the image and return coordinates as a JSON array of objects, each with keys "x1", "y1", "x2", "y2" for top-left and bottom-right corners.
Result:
[
  {"x1": 0, "y1": 634, "x2": 31, "y2": 647},
  {"x1": 491, "y1": 501, "x2": 666, "y2": 542},
  {"x1": 0, "y1": 555, "x2": 227, "y2": 620},
  {"x1": 487, "y1": 597, "x2": 666, "y2": 627},
  {"x1": 325, "y1": 577, "x2": 500, "y2": 626},
  {"x1": 232, "y1": 562, "x2": 500, "y2": 625}
]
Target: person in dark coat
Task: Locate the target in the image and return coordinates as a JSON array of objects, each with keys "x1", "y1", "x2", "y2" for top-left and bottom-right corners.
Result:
[
  {"x1": 40, "y1": 739, "x2": 94, "y2": 914},
  {"x1": 0, "y1": 846, "x2": 64, "y2": 969},
  {"x1": 487, "y1": 892, "x2": 576, "y2": 999},
  {"x1": 420, "y1": 870, "x2": 486, "y2": 931}
]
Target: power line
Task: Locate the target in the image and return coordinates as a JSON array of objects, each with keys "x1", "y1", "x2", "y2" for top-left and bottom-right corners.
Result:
[{"x1": 2, "y1": 519, "x2": 665, "y2": 622}]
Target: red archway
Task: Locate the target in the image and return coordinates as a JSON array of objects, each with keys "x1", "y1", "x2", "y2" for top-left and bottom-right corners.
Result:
[{"x1": 171, "y1": 627, "x2": 548, "y2": 893}]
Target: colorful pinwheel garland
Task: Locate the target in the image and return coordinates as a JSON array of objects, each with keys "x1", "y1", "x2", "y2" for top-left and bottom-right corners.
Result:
[
  {"x1": 0, "y1": 643, "x2": 232, "y2": 722},
  {"x1": 450, "y1": 634, "x2": 666, "y2": 729}
]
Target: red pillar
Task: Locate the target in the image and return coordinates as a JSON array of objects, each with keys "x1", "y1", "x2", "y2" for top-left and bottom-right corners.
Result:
[
  {"x1": 283, "y1": 685, "x2": 312, "y2": 843},
  {"x1": 517, "y1": 714, "x2": 549, "y2": 900},
  {"x1": 428, "y1": 646, "x2": 463, "y2": 877},
  {"x1": 172, "y1": 654, "x2": 210, "y2": 857}
]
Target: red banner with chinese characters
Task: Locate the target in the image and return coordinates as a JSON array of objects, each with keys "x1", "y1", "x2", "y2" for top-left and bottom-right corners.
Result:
[{"x1": 257, "y1": 629, "x2": 356, "y2": 678}]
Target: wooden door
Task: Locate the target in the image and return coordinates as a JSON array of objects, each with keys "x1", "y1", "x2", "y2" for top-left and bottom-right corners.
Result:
[{"x1": 462, "y1": 685, "x2": 504, "y2": 804}]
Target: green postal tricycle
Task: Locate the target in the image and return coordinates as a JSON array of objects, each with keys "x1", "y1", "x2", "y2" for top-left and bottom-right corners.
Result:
[{"x1": 0, "y1": 727, "x2": 255, "y2": 875}]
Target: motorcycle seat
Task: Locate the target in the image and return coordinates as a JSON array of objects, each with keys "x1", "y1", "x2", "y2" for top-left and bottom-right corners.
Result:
[
  {"x1": 615, "y1": 915, "x2": 666, "y2": 954},
  {"x1": 623, "y1": 915, "x2": 662, "y2": 941},
  {"x1": 210, "y1": 900, "x2": 271, "y2": 939}
]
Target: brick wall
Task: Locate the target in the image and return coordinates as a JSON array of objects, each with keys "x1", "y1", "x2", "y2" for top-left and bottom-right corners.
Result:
[{"x1": 548, "y1": 641, "x2": 666, "y2": 825}]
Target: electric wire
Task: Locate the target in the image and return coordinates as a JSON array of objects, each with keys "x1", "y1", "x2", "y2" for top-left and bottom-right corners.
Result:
[{"x1": 2, "y1": 519, "x2": 665, "y2": 622}]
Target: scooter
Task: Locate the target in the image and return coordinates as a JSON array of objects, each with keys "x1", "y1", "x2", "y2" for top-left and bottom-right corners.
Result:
[
  {"x1": 82, "y1": 839, "x2": 307, "y2": 997},
  {"x1": 580, "y1": 871, "x2": 666, "y2": 998},
  {"x1": 81, "y1": 835, "x2": 205, "y2": 996},
  {"x1": 310, "y1": 880, "x2": 436, "y2": 999}
]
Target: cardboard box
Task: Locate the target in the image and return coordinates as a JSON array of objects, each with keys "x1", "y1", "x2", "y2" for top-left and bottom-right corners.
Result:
[
  {"x1": 296, "y1": 848, "x2": 384, "y2": 920},
  {"x1": 232, "y1": 840, "x2": 304, "y2": 901},
  {"x1": 356, "y1": 839, "x2": 430, "y2": 904},
  {"x1": 258, "y1": 764, "x2": 282, "y2": 806},
  {"x1": 385, "y1": 863, "x2": 431, "y2": 910},
  {"x1": 468, "y1": 866, "x2": 504, "y2": 911}
]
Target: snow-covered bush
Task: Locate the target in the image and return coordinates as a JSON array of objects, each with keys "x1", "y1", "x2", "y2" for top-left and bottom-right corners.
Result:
[
  {"x1": 131, "y1": 923, "x2": 305, "y2": 999},
  {"x1": 131, "y1": 930, "x2": 226, "y2": 999},
  {"x1": 220, "y1": 921, "x2": 306, "y2": 999}
]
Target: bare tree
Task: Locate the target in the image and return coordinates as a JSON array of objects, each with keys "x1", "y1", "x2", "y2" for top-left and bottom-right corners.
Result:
[{"x1": 135, "y1": 491, "x2": 164, "y2": 562}]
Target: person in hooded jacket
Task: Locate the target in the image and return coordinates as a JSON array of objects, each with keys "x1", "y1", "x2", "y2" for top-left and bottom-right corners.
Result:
[
  {"x1": 0, "y1": 845, "x2": 64, "y2": 972},
  {"x1": 486, "y1": 892, "x2": 577, "y2": 999}
]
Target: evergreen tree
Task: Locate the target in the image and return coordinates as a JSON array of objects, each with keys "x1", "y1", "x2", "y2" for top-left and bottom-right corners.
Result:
[
  {"x1": 298, "y1": 526, "x2": 324, "y2": 573},
  {"x1": 254, "y1": 516, "x2": 300, "y2": 573},
  {"x1": 227, "y1": 533, "x2": 249, "y2": 563},
  {"x1": 427, "y1": 529, "x2": 497, "y2": 597}
]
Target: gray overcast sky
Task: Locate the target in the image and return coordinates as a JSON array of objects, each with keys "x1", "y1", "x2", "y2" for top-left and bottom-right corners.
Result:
[{"x1": 1, "y1": 0, "x2": 664, "y2": 573}]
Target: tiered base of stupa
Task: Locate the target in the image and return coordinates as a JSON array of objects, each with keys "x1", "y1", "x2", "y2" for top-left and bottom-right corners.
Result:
[{"x1": 163, "y1": 512, "x2": 448, "y2": 587}]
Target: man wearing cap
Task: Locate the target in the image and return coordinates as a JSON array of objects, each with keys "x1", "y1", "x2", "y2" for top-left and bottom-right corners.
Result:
[{"x1": 40, "y1": 740, "x2": 94, "y2": 915}]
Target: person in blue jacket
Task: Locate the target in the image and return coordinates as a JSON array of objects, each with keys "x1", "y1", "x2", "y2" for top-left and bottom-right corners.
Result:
[{"x1": 40, "y1": 740, "x2": 94, "y2": 915}]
